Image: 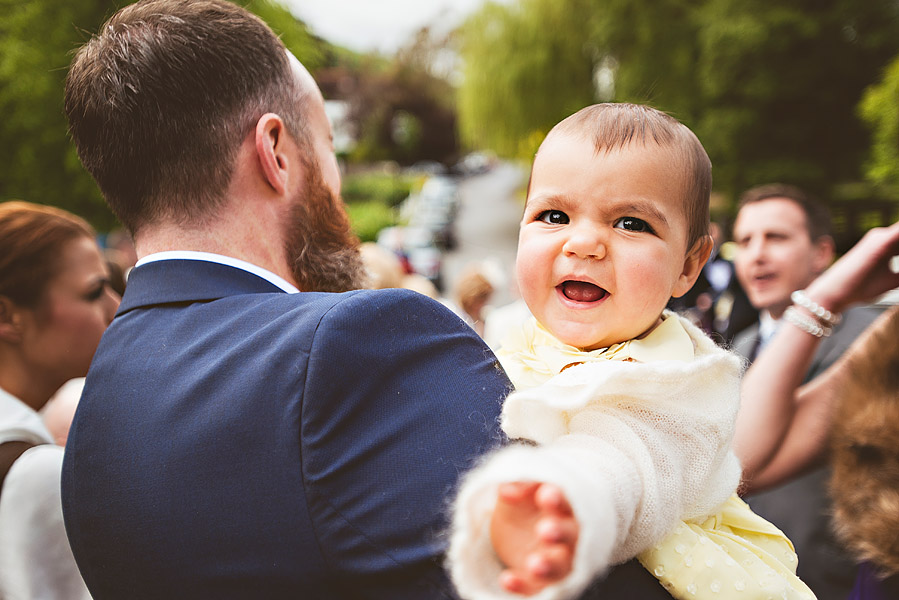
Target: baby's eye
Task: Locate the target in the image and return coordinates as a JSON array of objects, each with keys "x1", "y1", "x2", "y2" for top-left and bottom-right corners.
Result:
[
  {"x1": 537, "y1": 210, "x2": 569, "y2": 225},
  {"x1": 613, "y1": 217, "x2": 654, "y2": 233}
]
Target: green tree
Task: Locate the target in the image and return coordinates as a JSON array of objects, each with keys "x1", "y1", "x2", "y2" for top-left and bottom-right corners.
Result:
[
  {"x1": 342, "y1": 29, "x2": 461, "y2": 166},
  {"x1": 0, "y1": 0, "x2": 122, "y2": 229},
  {"x1": 693, "y1": 0, "x2": 899, "y2": 200},
  {"x1": 859, "y1": 53, "x2": 899, "y2": 188},
  {"x1": 0, "y1": 0, "x2": 339, "y2": 231},
  {"x1": 592, "y1": 0, "x2": 703, "y2": 122},
  {"x1": 246, "y1": 0, "x2": 338, "y2": 72},
  {"x1": 456, "y1": 0, "x2": 899, "y2": 203},
  {"x1": 456, "y1": 0, "x2": 597, "y2": 158}
]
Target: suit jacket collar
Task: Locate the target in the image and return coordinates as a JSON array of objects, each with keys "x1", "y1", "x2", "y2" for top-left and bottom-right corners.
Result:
[{"x1": 117, "y1": 259, "x2": 285, "y2": 317}]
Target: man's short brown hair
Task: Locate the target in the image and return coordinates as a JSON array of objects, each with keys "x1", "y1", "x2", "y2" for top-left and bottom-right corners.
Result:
[
  {"x1": 65, "y1": 0, "x2": 309, "y2": 234},
  {"x1": 737, "y1": 183, "x2": 832, "y2": 241},
  {"x1": 549, "y1": 103, "x2": 713, "y2": 250}
]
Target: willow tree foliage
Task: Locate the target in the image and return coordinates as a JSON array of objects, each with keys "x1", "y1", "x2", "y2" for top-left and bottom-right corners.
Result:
[
  {"x1": 456, "y1": 0, "x2": 597, "y2": 158},
  {"x1": 456, "y1": 0, "x2": 899, "y2": 203}
]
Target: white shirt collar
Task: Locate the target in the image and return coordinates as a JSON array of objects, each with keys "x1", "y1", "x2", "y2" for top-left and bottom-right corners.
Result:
[
  {"x1": 758, "y1": 310, "x2": 781, "y2": 344},
  {"x1": 136, "y1": 251, "x2": 299, "y2": 294}
]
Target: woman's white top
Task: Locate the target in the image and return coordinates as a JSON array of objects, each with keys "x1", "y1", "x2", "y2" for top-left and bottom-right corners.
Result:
[{"x1": 0, "y1": 387, "x2": 91, "y2": 600}]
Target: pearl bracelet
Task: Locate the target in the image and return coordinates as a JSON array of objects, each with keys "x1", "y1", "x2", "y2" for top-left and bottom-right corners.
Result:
[
  {"x1": 790, "y1": 290, "x2": 842, "y2": 327},
  {"x1": 784, "y1": 306, "x2": 833, "y2": 338}
]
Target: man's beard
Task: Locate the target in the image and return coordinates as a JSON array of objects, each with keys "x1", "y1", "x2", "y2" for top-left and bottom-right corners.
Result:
[{"x1": 284, "y1": 166, "x2": 365, "y2": 293}]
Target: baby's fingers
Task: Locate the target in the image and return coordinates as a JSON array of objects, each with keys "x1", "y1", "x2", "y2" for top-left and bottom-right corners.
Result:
[
  {"x1": 534, "y1": 483, "x2": 573, "y2": 516},
  {"x1": 498, "y1": 545, "x2": 576, "y2": 596},
  {"x1": 499, "y1": 569, "x2": 535, "y2": 595},
  {"x1": 527, "y1": 543, "x2": 575, "y2": 581},
  {"x1": 498, "y1": 565, "x2": 553, "y2": 597},
  {"x1": 536, "y1": 515, "x2": 578, "y2": 547},
  {"x1": 497, "y1": 481, "x2": 541, "y2": 505}
]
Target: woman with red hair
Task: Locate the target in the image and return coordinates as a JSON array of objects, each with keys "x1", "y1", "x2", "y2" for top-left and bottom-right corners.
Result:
[{"x1": 0, "y1": 201, "x2": 119, "y2": 599}]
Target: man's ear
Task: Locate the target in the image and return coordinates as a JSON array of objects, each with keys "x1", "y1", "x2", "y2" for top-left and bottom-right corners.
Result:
[
  {"x1": 255, "y1": 113, "x2": 291, "y2": 196},
  {"x1": 811, "y1": 235, "x2": 836, "y2": 275},
  {"x1": 0, "y1": 297, "x2": 24, "y2": 344},
  {"x1": 672, "y1": 235, "x2": 713, "y2": 298}
]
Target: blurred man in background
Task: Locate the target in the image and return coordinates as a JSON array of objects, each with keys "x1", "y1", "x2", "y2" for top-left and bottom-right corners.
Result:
[{"x1": 732, "y1": 183, "x2": 884, "y2": 600}]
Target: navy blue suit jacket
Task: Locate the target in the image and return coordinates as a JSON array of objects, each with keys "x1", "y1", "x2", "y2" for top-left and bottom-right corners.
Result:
[
  {"x1": 62, "y1": 260, "x2": 511, "y2": 598},
  {"x1": 62, "y1": 259, "x2": 675, "y2": 599}
]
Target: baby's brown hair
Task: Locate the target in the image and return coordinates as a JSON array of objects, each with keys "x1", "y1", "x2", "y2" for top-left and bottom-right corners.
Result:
[{"x1": 541, "y1": 103, "x2": 712, "y2": 251}]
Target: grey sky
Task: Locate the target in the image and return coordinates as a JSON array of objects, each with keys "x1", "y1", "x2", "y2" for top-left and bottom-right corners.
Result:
[{"x1": 282, "y1": 0, "x2": 507, "y2": 53}]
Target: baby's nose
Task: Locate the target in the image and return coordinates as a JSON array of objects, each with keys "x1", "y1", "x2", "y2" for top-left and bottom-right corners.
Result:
[{"x1": 562, "y1": 225, "x2": 606, "y2": 260}]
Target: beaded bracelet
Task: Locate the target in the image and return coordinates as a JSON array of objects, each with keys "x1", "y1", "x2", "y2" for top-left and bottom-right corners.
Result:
[
  {"x1": 790, "y1": 290, "x2": 842, "y2": 327},
  {"x1": 784, "y1": 306, "x2": 833, "y2": 338}
]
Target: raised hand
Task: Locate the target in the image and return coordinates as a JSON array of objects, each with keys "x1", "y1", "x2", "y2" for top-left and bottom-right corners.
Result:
[{"x1": 807, "y1": 221, "x2": 899, "y2": 312}]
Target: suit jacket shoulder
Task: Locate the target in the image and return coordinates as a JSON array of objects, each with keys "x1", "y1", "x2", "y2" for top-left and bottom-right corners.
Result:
[
  {"x1": 63, "y1": 263, "x2": 511, "y2": 599},
  {"x1": 299, "y1": 287, "x2": 511, "y2": 581}
]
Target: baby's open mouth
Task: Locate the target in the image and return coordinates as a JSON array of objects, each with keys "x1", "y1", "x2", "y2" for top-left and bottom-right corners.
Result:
[{"x1": 559, "y1": 280, "x2": 608, "y2": 302}]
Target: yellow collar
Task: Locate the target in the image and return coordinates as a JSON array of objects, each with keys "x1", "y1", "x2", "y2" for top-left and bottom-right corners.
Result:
[{"x1": 496, "y1": 313, "x2": 695, "y2": 389}]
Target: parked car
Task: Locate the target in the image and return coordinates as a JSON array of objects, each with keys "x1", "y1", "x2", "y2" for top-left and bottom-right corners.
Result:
[
  {"x1": 399, "y1": 175, "x2": 459, "y2": 250},
  {"x1": 454, "y1": 151, "x2": 494, "y2": 176},
  {"x1": 376, "y1": 226, "x2": 444, "y2": 292}
]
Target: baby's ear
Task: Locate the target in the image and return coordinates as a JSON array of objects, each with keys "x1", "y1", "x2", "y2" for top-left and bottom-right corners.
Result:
[{"x1": 672, "y1": 235, "x2": 713, "y2": 298}]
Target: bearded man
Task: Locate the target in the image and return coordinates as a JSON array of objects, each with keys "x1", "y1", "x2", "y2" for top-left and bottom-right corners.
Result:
[{"x1": 60, "y1": 1, "x2": 510, "y2": 597}]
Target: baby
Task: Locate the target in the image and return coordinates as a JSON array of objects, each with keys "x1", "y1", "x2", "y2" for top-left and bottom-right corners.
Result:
[{"x1": 448, "y1": 104, "x2": 815, "y2": 600}]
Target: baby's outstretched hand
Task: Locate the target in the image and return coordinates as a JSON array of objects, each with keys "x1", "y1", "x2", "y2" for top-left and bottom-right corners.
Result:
[{"x1": 490, "y1": 482, "x2": 579, "y2": 595}]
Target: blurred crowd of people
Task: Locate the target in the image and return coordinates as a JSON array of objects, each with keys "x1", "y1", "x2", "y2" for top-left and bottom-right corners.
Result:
[
  {"x1": 3, "y1": 176, "x2": 897, "y2": 600},
  {"x1": 0, "y1": 0, "x2": 897, "y2": 599},
  {"x1": 3, "y1": 104, "x2": 898, "y2": 600},
  {"x1": 8, "y1": 172, "x2": 894, "y2": 600}
]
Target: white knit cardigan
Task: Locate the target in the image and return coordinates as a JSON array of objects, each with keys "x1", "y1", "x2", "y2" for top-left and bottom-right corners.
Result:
[{"x1": 448, "y1": 314, "x2": 745, "y2": 600}]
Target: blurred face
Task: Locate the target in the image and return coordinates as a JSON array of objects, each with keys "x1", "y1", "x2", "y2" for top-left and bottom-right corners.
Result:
[
  {"x1": 732, "y1": 198, "x2": 833, "y2": 319},
  {"x1": 20, "y1": 236, "x2": 120, "y2": 385},
  {"x1": 517, "y1": 133, "x2": 705, "y2": 350}
]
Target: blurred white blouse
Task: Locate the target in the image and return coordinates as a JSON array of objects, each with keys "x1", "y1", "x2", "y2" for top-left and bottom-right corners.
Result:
[{"x1": 0, "y1": 386, "x2": 91, "y2": 599}]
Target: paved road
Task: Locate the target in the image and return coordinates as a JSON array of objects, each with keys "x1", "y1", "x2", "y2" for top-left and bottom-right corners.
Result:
[{"x1": 441, "y1": 162, "x2": 527, "y2": 307}]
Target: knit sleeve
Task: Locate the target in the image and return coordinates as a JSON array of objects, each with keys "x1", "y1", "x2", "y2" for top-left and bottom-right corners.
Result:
[
  {"x1": 448, "y1": 339, "x2": 744, "y2": 600},
  {"x1": 448, "y1": 441, "x2": 631, "y2": 600}
]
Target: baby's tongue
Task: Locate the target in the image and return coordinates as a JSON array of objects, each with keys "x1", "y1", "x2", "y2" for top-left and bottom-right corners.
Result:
[{"x1": 561, "y1": 281, "x2": 605, "y2": 302}]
